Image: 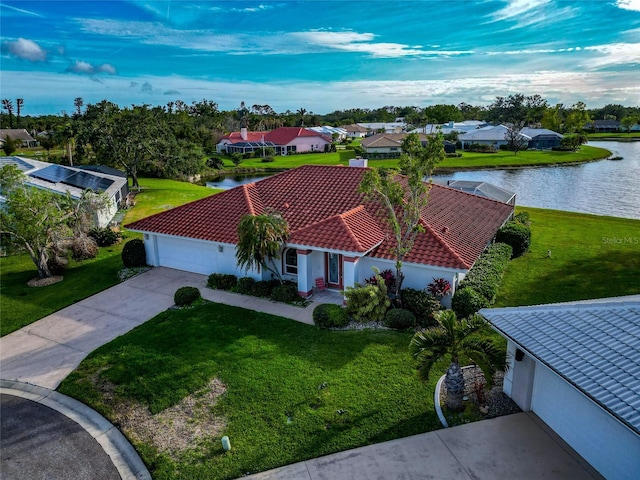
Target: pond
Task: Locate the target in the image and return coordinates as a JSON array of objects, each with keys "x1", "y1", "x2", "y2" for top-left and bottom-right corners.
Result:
[{"x1": 205, "y1": 141, "x2": 640, "y2": 220}]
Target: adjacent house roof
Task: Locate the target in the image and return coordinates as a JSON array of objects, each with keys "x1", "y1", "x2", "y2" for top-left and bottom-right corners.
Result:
[
  {"x1": 340, "y1": 124, "x2": 369, "y2": 133},
  {"x1": 0, "y1": 129, "x2": 37, "y2": 143},
  {"x1": 443, "y1": 180, "x2": 516, "y2": 204},
  {"x1": 521, "y1": 128, "x2": 563, "y2": 139},
  {"x1": 481, "y1": 298, "x2": 640, "y2": 435},
  {"x1": 220, "y1": 127, "x2": 330, "y2": 146},
  {"x1": 459, "y1": 125, "x2": 531, "y2": 142},
  {"x1": 127, "y1": 165, "x2": 514, "y2": 270}
]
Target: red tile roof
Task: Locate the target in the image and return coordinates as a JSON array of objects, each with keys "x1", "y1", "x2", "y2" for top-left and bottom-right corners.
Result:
[
  {"x1": 220, "y1": 131, "x2": 265, "y2": 143},
  {"x1": 126, "y1": 165, "x2": 514, "y2": 270},
  {"x1": 264, "y1": 127, "x2": 330, "y2": 145}
]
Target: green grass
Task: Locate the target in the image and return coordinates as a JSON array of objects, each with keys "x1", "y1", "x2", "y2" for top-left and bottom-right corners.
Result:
[
  {"x1": 587, "y1": 132, "x2": 640, "y2": 140},
  {"x1": 495, "y1": 207, "x2": 640, "y2": 307},
  {"x1": 0, "y1": 177, "x2": 217, "y2": 336},
  {"x1": 58, "y1": 303, "x2": 441, "y2": 480}
]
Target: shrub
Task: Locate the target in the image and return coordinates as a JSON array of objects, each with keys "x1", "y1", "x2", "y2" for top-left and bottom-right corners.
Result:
[
  {"x1": 345, "y1": 272, "x2": 391, "y2": 323},
  {"x1": 365, "y1": 268, "x2": 395, "y2": 290},
  {"x1": 271, "y1": 282, "x2": 300, "y2": 303},
  {"x1": 384, "y1": 308, "x2": 416, "y2": 330},
  {"x1": 426, "y1": 278, "x2": 451, "y2": 299},
  {"x1": 207, "y1": 273, "x2": 237, "y2": 290},
  {"x1": 513, "y1": 211, "x2": 530, "y2": 225},
  {"x1": 401, "y1": 288, "x2": 443, "y2": 327},
  {"x1": 174, "y1": 286, "x2": 201, "y2": 306},
  {"x1": 70, "y1": 236, "x2": 99, "y2": 260},
  {"x1": 122, "y1": 239, "x2": 147, "y2": 267},
  {"x1": 451, "y1": 287, "x2": 489, "y2": 318},
  {"x1": 313, "y1": 303, "x2": 350, "y2": 329},
  {"x1": 458, "y1": 242, "x2": 512, "y2": 302},
  {"x1": 261, "y1": 156, "x2": 274, "y2": 163},
  {"x1": 496, "y1": 221, "x2": 531, "y2": 258},
  {"x1": 206, "y1": 156, "x2": 224, "y2": 169},
  {"x1": 251, "y1": 280, "x2": 276, "y2": 297},
  {"x1": 235, "y1": 277, "x2": 255, "y2": 294},
  {"x1": 88, "y1": 227, "x2": 121, "y2": 247}
]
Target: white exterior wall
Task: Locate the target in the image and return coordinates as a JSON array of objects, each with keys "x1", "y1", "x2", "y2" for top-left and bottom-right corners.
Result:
[
  {"x1": 531, "y1": 362, "x2": 640, "y2": 480},
  {"x1": 502, "y1": 340, "x2": 536, "y2": 411}
]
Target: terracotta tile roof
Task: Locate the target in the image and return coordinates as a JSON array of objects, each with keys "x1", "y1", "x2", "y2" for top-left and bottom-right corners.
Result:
[
  {"x1": 220, "y1": 131, "x2": 265, "y2": 143},
  {"x1": 126, "y1": 165, "x2": 514, "y2": 270}
]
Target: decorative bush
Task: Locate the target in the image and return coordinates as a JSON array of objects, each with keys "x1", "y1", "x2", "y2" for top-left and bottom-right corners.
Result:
[
  {"x1": 496, "y1": 221, "x2": 531, "y2": 258},
  {"x1": 206, "y1": 156, "x2": 224, "y2": 169},
  {"x1": 345, "y1": 272, "x2": 390, "y2": 323},
  {"x1": 451, "y1": 287, "x2": 489, "y2": 318},
  {"x1": 365, "y1": 268, "x2": 396, "y2": 290},
  {"x1": 207, "y1": 273, "x2": 237, "y2": 290},
  {"x1": 513, "y1": 211, "x2": 530, "y2": 225},
  {"x1": 261, "y1": 156, "x2": 274, "y2": 163},
  {"x1": 88, "y1": 227, "x2": 121, "y2": 247},
  {"x1": 426, "y1": 278, "x2": 451, "y2": 299},
  {"x1": 313, "y1": 304, "x2": 350, "y2": 329},
  {"x1": 384, "y1": 308, "x2": 416, "y2": 330},
  {"x1": 401, "y1": 288, "x2": 443, "y2": 327},
  {"x1": 271, "y1": 282, "x2": 300, "y2": 303},
  {"x1": 121, "y1": 239, "x2": 147, "y2": 268},
  {"x1": 174, "y1": 286, "x2": 201, "y2": 306},
  {"x1": 458, "y1": 243, "x2": 512, "y2": 303},
  {"x1": 235, "y1": 277, "x2": 256, "y2": 294},
  {"x1": 251, "y1": 280, "x2": 276, "y2": 297}
]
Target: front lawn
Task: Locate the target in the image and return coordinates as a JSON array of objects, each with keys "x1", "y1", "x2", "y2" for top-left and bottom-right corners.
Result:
[
  {"x1": 495, "y1": 207, "x2": 640, "y2": 307},
  {"x1": 58, "y1": 303, "x2": 441, "y2": 480}
]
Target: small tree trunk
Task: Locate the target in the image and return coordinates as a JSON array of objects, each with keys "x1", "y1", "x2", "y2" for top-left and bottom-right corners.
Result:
[
  {"x1": 36, "y1": 249, "x2": 52, "y2": 279},
  {"x1": 445, "y1": 362, "x2": 465, "y2": 411}
]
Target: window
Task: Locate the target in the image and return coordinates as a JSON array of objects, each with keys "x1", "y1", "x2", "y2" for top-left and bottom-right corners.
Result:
[{"x1": 284, "y1": 248, "x2": 298, "y2": 275}]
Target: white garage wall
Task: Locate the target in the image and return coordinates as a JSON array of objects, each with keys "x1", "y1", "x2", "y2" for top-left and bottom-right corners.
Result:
[{"x1": 531, "y1": 362, "x2": 640, "y2": 480}]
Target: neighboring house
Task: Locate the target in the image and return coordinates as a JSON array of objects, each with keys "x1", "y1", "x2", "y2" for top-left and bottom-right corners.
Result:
[
  {"x1": 307, "y1": 126, "x2": 347, "y2": 141},
  {"x1": 357, "y1": 122, "x2": 406, "y2": 134},
  {"x1": 459, "y1": 125, "x2": 531, "y2": 150},
  {"x1": 443, "y1": 180, "x2": 516, "y2": 205},
  {"x1": 217, "y1": 127, "x2": 331, "y2": 155},
  {"x1": 521, "y1": 128, "x2": 563, "y2": 150},
  {"x1": 409, "y1": 120, "x2": 485, "y2": 136},
  {"x1": 481, "y1": 298, "x2": 640, "y2": 480},
  {"x1": 340, "y1": 124, "x2": 369, "y2": 138},
  {"x1": 361, "y1": 133, "x2": 455, "y2": 155},
  {"x1": 0, "y1": 156, "x2": 128, "y2": 227},
  {"x1": 586, "y1": 120, "x2": 621, "y2": 133},
  {"x1": 126, "y1": 164, "x2": 514, "y2": 305},
  {"x1": 0, "y1": 129, "x2": 38, "y2": 148}
]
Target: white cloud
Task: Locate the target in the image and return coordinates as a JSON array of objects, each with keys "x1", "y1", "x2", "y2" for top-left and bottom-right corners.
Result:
[
  {"x1": 583, "y1": 42, "x2": 640, "y2": 68},
  {"x1": 0, "y1": 2, "x2": 43, "y2": 17},
  {"x1": 616, "y1": 0, "x2": 640, "y2": 12},
  {"x1": 2, "y1": 38, "x2": 47, "y2": 61},
  {"x1": 67, "y1": 60, "x2": 117, "y2": 75},
  {"x1": 487, "y1": 0, "x2": 577, "y2": 29}
]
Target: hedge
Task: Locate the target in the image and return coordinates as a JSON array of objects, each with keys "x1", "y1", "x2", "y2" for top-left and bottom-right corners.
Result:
[{"x1": 313, "y1": 304, "x2": 350, "y2": 329}]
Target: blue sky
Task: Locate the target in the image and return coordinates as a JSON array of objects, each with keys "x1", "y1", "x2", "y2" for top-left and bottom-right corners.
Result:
[{"x1": 1, "y1": 0, "x2": 639, "y2": 116}]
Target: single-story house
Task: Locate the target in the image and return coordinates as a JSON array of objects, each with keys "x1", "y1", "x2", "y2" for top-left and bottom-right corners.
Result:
[
  {"x1": 357, "y1": 122, "x2": 406, "y2": 134},
  {"x1": 307, "y1": 126, "x2": 347, "y2": 141},
  {"x1": 586, "y1": 120, "x2": 621, "y2": 133},
  {"x1": 521, "y1": 128, "x2": 564, "y2": 150},
  {"x1": 0, "y1": 129, "x2": 38, "y2": 148},
  {"x1": 409, "y1": 120, "x2": 486, "y2": 136},
  {"x1": 0, "y1": 156, "x2": 128, "y2": 227},
  {"x1": 126, "y1": 164, "x2": 514, "y2": 304},
  {"x1": 481, "y1": 298, "x2": 640, "y2": 480},
  {"x1": 217, "y1": 127, "x2": 331, "y2": 155},
  {"x1": 361, "y1": 133, "x2": 455, "y2": 155},
  {"x1": 443, "y1": 180, "x2": 516, "y2": 205},
  {"x1": 340, "y1": 124, "x2": 369, "y2": 138},
  {"x1": 459, "y1": 125, "x2": 530, "y2": 150}
]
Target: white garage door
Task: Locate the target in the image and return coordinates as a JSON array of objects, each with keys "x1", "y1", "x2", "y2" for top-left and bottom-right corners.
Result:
[{"x1": 156, "y1": 236, "x2": 216, "y2": 275}]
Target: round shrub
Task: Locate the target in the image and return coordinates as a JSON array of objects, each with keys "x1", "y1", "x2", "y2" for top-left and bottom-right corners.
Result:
[
  {"x1": 401, "y1": 288, "x2": 442, "y2": 327},
  {"x1": 451, "y1": 287, "x2": 489, "y2": 318},
  {"x1": 313, "y1": 304, "x2": 350, "y2": 329},
  {"x1": 88, "y1": 227, "x2": 121, "y2": 247},
  {"x1": 496, "y1": 221, "x2": 531, "y2": 258},
  {"x1": 207, "y1": 273, "x2": 237, "y2": 290},
  {"x1": 174, "y1": 286, "x2": 201, "y2": 306},
  {"x1": 121, "y1": 239, "x2": 147, "y2": 267},
  {"x1": 236, "y1": 276, "x2": 255, "y2": 294},
  {"x1": 384, "y1": 308, "x2": 416, "y2": 330},
  {"x1": 251, "y1": 280, "x2": 276, "y2": 297},
  {"x1": 271, "y1": 282, "x2": 300, "y2": 303}
]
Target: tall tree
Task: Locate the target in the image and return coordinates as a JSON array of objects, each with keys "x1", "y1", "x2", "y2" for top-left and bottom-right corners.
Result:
[
  {"x1": 15, "y1": 98, "x2": 24, "y2": 127},
  {"x1": 236, "y1": 210, "x2": 290, "y2": 284},
  {"x1": 73, "y1": 97, "x2": 84, "y2": 117},
  {"x1": 541, "y1": 104, "x2": 564, "y2": 132},
  {"x1": 564, "y1": 101, "x2": 591, "y2": 133},
  {"x1": 2, "y1": 99, "x2": 14, "y2": 128},
  {"x1": 410, "y1": 310, "x2": 507, "y2": 411},
  {"x1": 359, "y1": 132, "x2": 445, "y2": 303},
  {"x1": 504, "y1": 125, "x2": 529, "y2": 155}
]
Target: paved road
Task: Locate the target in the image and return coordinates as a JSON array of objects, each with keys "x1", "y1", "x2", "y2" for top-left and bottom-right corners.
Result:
[{"x1": 1, "y1": 394, "x2": 120, "y2": 480}]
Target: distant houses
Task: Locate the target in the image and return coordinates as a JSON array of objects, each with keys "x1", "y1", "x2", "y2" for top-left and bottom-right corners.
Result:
[
  {"x1": 217, "y1": 127, "x2": 331, "y2": 155},
  {"x1": 0, "y1": 129, "x2": 39, "y2": 148},
  {"x1": 458, "y1": 125, "x2": 563, "y2": 151}
]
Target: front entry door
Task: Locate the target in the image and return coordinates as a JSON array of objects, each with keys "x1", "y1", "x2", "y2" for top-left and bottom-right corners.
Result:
[{"x1": 326, "y1": 253, "x2": 343, "y2": 289}]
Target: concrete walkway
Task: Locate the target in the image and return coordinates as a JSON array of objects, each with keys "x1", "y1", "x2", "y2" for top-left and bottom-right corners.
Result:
[{"x1": 0, "y1": 267, "x2": 604, "y2": 480}]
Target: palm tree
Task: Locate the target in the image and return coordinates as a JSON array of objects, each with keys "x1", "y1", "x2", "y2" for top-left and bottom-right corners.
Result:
[
  {"x1": 2, "y1": 99, "x2": 14, "y2": 128},
  {"x1": 16, "y1": 98, "x2": 24, "y2": 127},
  {"x1": 410, "y1": 310, "x2": 507, "y2": 411},
  {"x1": 236, "y1": 210, "x2": 290, "y2": 284}
]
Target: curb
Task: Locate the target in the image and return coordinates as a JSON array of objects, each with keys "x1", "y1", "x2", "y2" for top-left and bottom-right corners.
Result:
[{"x1": 0, "y1": 379, "x2": 151, "y2": 480}]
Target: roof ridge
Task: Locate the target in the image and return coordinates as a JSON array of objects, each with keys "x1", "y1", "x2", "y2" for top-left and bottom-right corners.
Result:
[{"x1": 241, "y1": 183, "x2": 263, "y2": 215}]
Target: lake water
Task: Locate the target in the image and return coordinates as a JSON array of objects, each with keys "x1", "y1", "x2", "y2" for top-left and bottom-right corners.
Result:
[{"x1": 206, "y1": 141, "x2": 640, "y2": 220}]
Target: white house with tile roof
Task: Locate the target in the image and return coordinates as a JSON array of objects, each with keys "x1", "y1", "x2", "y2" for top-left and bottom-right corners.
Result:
[
  {"x1": 127, "y1": 165, "x2": 514, "y2": 304},
  {"x1": 481, "y1": 297, "x2": 640, "y2": 480}
]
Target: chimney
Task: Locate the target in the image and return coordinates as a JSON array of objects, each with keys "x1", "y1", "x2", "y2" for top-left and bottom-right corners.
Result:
[
  {"x1": 349, "y1": 157, "x2": 368, "y2": 168},
  {"x1": 240, "y1": 127, "x2": 248, "y2": 140}
]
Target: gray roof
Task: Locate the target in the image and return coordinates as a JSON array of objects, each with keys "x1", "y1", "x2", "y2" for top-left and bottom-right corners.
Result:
[
  {"x1": 521, "y1": 128, "x2": 563, "y2": 138},
  {"x1": 481, "y1": 298, "x2": 640, "y2": 434},
  {"x1": 444, "y1": 180, "x2": 516, "y2": 204}
]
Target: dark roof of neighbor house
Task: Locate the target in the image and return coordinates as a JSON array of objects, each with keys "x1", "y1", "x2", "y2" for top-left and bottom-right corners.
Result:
[
  {"x1": 0, "y1": 129, "x2": 36, "y2": 142},
  {"x1": 126, "y1": 165, "x2": 514, "y2": 270},
  {"x1": 481, "y1": 298, "x2": 640, "y2": 435}
]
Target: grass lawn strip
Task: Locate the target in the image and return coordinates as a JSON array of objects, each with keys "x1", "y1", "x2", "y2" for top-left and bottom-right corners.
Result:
[
  {"x1": 58, "y1": 303, "x2": 441, "y2": 480},
  {"x1": 495, "y1": 207, "x2": 640, "y2": 307}
]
